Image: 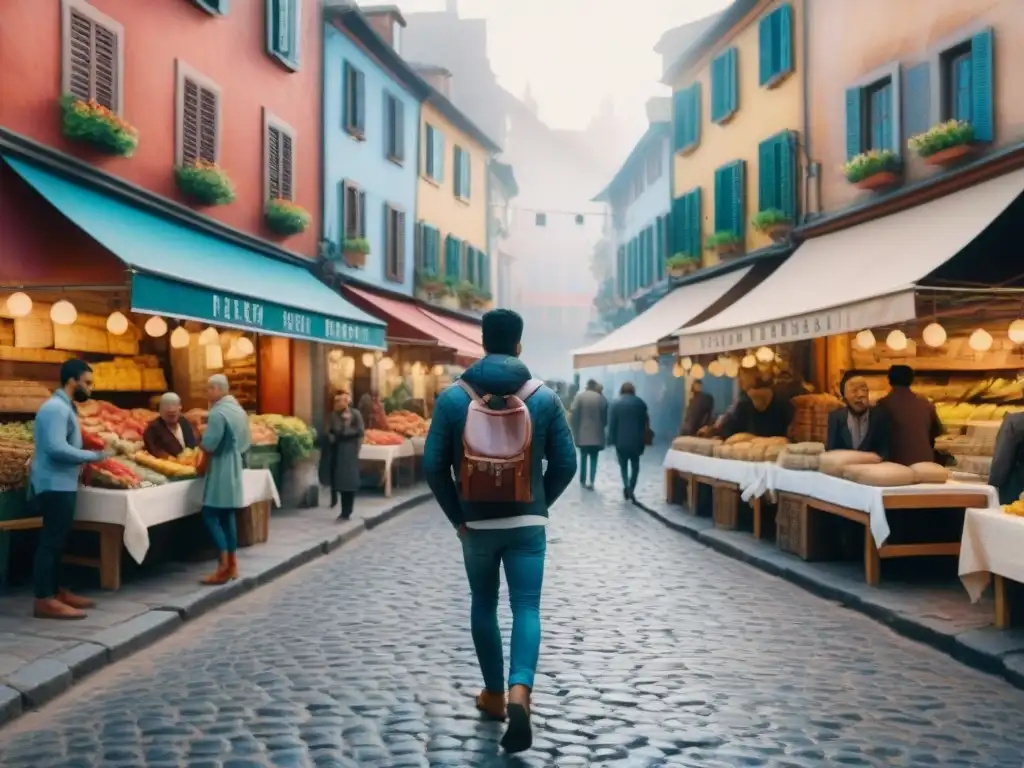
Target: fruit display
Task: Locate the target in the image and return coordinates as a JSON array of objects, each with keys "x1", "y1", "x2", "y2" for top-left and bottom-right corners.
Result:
[
  {"x1": 259, "y1": 414, "x2": 316, "y2": 465},
  {"x1": 112, "y1": 457, "x2": 168, "y2": 486},
  {"x1": 364, "y1": 429, "x2": 405, "y2": 447},
  {"x1": 0, "y1": 421, "x2": 33, "y2": 443},
  {"x1": 1003, "y1": 499, "x2": 1024, "y2": 517},
  {"x1": 133, "y1": 450, "x2": 198, "y2": 479},
  {"x1": 83, "y1": 457, "x2": 141, "y2": 489},
  {"x1": 78, "y1": 399, "x2": 148, "y2": 442},
  {"x1": 0, "y1": 437, "x2": 33, "y2": 487},
  {"x1": 249, "y1": 417, "x2": 278, "y2": 446},
  {"x1": 386, "y1": 410, "x2": 429, "y2": 438}
]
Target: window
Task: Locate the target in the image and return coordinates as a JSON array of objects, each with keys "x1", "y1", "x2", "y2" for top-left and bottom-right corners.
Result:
[
  {"x1": 384, "y1": 205, "x2": 406, "y2": 282},
  {"x1": 475, "y1": 248, "x2": 489, "y2": 293},
  {"x1": 672, "y1": 83, "x2": 701, "y2": 153},
  {"x1": 711, "y1": 47, "x2": 739, "y2": 123},
  {"x1": 671, "y1": 188, "x2": 702, "y2": 258},
  {"x1": 444, "y1": 235, "x2": 462, "y2": 279},
  {"x1": 175, "y1": 61, "x2": 220, "y2": 166},
  {"x1": 385, "y1": 93, "x2": 405, "y2": 163},
  {"x1": 656, "y1": 215, "x2": 668, "y2": 281},
  {"x1": 266, "y1": 0, "x2": 300, "y2": 70},
  {"x1": 626, "y1": 238, "x2": 638, "y2": 296},
  {"x1": 646, "y1": 146, "x2": 663, "y2": 184},
  {"x1": 454, "y1": 146, "x2": 471, "y2": 200},
  {"x1": 844, "y1": 67, "x2": 901, "y2": 159},
  {"x1": 713, "y1": 160, "x2": 746, "y2": 240},
  {"x1": 632, "y1": 172, "x2": 645, "y2": 200},
  {"x1": 758, "y1": 4, "x2": 793, "y2": 87},
  {"x1": 616, "y1": 245, "x2": 626, "y2": 299},
  {"x1": 192, "y1": 0, "x2": 228, "y2": 14},
  {"x1": 757, "y1": 131, "x2": 797, "y2": 219},
  {"x1": 61, "y1": 0, "x2": 124, "y2": 113},
  {"x1": 425, "y1": 125, "x2": 445, "y2": 182},
  {"x1": 937, "y1": 29, "x2": 994, "y2": 141},
  {"x1": 343, "y1": 62, "x2": 365, "y2": 138},
  {"x1": 867, "y1": 80, "x2": 893, "y2": 152},
  {"x1": 341, "y1": 181, "x2": 366, "y2": 240},
  {"x1": 417, "y1": 222, "x2": 441, "y2": 275},
  {"x1": 263, "y1": 110, "x2": 295, "y2": 202}
]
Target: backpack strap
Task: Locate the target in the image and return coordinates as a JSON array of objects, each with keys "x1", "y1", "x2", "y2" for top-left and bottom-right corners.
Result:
[
  {"x1": 457, "y1": 379, "x2": 484, "y2": 403},
  {"x1": 516, "y1": 378, "x2": 545, "y2": 402}
]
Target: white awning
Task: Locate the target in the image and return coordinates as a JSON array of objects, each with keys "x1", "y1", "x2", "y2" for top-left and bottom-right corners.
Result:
[
  {"x1": 573, "y1": 267, "x2": 752, "y2": 368},
  {"x1": 676, "y1": 167, "x2": 1024, "y2": 356}
]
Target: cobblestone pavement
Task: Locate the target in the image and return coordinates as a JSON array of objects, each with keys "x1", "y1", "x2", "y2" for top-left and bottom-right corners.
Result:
[{"x1": 2, "y1": 473, "x2": 1024, "y2": 767}]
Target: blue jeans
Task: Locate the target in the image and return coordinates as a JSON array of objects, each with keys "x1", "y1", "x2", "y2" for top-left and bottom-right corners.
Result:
[
  {"x1": 203, "y1": 506, "x2": 238, "y2": 553},
  {"x1": 578, "y1": 447, "x2": 600, "y2": 485},
  {"x1": 461, "y1": 525, "x2": 546, "y2": 692},
  {"x1": 617, "y1": 450, "x2": 640, "y2": 494}
]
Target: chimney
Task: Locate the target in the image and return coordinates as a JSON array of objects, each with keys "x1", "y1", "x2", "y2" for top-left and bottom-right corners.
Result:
[
  {"x1": 414, "y1": 64, "x2": 453, "y2": 98},
  {"x1": 645, "y1": 96, "x2": 671, "y2": 124},
  {"x1": 361, "y1": 5, "x2": 407, "y2": 52}
]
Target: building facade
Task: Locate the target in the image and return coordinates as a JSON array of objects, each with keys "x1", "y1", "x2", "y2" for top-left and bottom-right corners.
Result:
[
  {"x1": 667, "y1": 0, "x2": 806, "y2": 270},
  {"x1": 488, "y1": 160, "x2": 519, "y2": 308}
]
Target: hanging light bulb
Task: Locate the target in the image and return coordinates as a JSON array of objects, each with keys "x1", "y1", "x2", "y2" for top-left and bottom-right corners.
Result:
[
  {"x1": 671, "y1": 362, "x2": 684, "y2": 378},
  {"x1": 144, "y1": 316, "x2": 168, "y2": 338},
  {"x1": 106, "y1": 311, "x2": 129, "y2": 336},
  {"x1": 205, "y1": 342, "x2": 224, "y2": 369},
  {"x1": 724, "y1": 358, "x2": 740, "y2": 378},
  {"x1": 50, "y1": 300, "x2": 77, "y2": 326},
  {"x1": 755, "y1": 346, "x2": 774, "y2": 363},
  {"x1": 1008, "y1": 319, "x2": 1024, "y2": 345},
  {"x1": 643, "y1": 359, "x2": 659, "y2": 375},
  {"x1": 690, "y1": 363, "x2": 705, "y2": 380},
  {"x1": 361, "y1": 352, "x2": 375, "y2": 367},
  {"x1": 431, "y1": 364, "x2": 445, "y2": 376},
  {"x1": 236, "y1": 336, "x2": 255, "y2": 356},
  {"x1": 855, "y1": 329, "x2": 876, "y2": 350},
  {"x1": 707, "y1": 359, "x2": 724, "y2": 377},
  {"x1": 198, "y1": 327, "x2": 219, "y2": 346},
  {"x1": 741, "y1": 354, "x2": 757, "y2": 369},
  {"x1": 380, "y1": 357, "x2": 396, "y2": 371},
  {"x1": 886, "y1": 329, "x2": 908, "y2": 351},
  {"x1": 170, "y1": 327, "x2": 190, "y2": 349},
  {"x1": 681, "y1": 356, "x2": 693, "y2": 371},
  {"x1": 969, "y1": 328, "x2": 993, "y2": 352},
  {"x1": 5, "y1": 292, "x2": 32, "y2": 318},
  {"x1": 921, "y1": 322, "x2": 946, "y2": 348}
]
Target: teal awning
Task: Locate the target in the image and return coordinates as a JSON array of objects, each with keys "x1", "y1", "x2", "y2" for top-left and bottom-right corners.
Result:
[{"x1": 5, "y1": 157, "x2": 386, "y2": 349}]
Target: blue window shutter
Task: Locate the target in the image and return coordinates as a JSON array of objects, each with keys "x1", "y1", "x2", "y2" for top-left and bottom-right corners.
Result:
[
  {"x1": 616, "y1": 246, "x2": 626, "y2": 297},
  {"x1": 477, "y1": 250, "x2": 487, "y2": 291},
  {"x1": 394, "y1": 99, "x2": 405, "y2": 161},
  {"x1": 778, "y1": 4, "x2": 793, "y2": 78},
  {"x1": 727, "y1": 48, "x2": 738, "y2": 114},
  {"x1": 425, "y1": 127, "x2": 434, "y2": 176},
  {"x1": 436, "y1": 133, "x2": 446, "y2": 183},
  {"x1": 903, "y1": 63, "x2": 931, "y2": 139},
  {"x1": 971, "y1": 28, "x2": 994, "y2": 142},
  {"x1": 466, "y1": 246, "x2": 476, "y2": 283},
  {"x1": 710, "y1": 54, "x2": 723, "y2": 122},
  {"x1": 355, "y1": 69, "x2": 366, "y2": 133},
  {"x1": 463, "y1": 152, "x2": 472, "y2": 199},
  {"x1": 672, "y1": 88, "x2": 688, "y2": 150},
  {"x1": 671, "y1": 196, "x2": 685, "y2": 254},
  {"x1": 713, "y1": 167, "x2": 727, "y2": 233},
  {"x1": 343, "y1": 63, "x2": 351, "y2": 129},
  {"x1": 445, "y1": 236, "x2": 460, "y2": 278},
  {"x1": 758, "y1": 13, "x2": 772, "y2": 85},
  {"x1": 430, "y1": 228, "x2": 440, "y2": 273},
  {"x1": 687, "y1": 189, "x2": 702, "y2": 258},
  {"x1": 778, "y1": 133, "x2": 796, "y2": 221},
  {"x1": 453, "y1": 149, "x2": 461, "y2": 195},
  {"x1": 358, "y1": 191, "x2": 367, "y2": 239},
  {"x1": 655, "y1": 218, "x2": 665, "y2": 280},
  {"x1": 731, "y1": 161, "x2": 746, "y2": 239},
  {"x1": 758, "y1": 137, "x2": 776, "y2": 211},
  {"x1": 690, "y1": 83, "x2": 702, "y2": 147},
  {"x1": 645, "y1": 228, "x2": 654, "y2": 286},
  {"x1": 845, "y1": 87, "x2": 862, "y2": 159}
]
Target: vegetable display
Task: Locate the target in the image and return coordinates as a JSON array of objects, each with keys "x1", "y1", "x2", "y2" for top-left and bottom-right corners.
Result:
[
  {"x1": 84, "y1": 458, "x2": 142, "y2": 490},
  {"x1": 385, "y1": 411, "x2": 429, "y2": 438},
  {"x1": 259, "y1": 414, "x2": 316, "y2": 465},
  {"x1": 133, "y1": 451, "x2": 198, "y2": 479},
  {"x1": 0, "y1": 421, "x2": 33, "y2": 443},
  {"x1": 364, "y1": 429, "x2": 406, "y2": 447}
]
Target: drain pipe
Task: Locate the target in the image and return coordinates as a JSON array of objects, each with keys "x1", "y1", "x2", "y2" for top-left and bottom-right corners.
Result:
[{"x1": 801, "y1": 0, "x2": 818, "y2": 221}]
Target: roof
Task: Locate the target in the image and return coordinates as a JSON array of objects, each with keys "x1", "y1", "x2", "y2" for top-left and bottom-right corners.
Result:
[
  {"x1": 591, "y1": 122, "x2": 670, "y2": 202},
  {"x1": 654, "y1": 11, "x2": 724, "y2": 55},
  {"x1": 490, "y1": 160, "x2": 519, "y2": 197},
  {"x1": 661, "y1": 0, "x2": 758, "y2": 85},
  {"x1": 423, "y1": 86, "x2": 502, "y2": 154},
  {"x1": 359, "y1": 5, "x2": 407, "y2": 26}
]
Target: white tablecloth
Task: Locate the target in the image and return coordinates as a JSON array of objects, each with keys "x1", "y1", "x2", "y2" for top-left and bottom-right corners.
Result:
[
  {"x1": 959, "y1": 507, "x2": 1024, "y2": 602},
  {"x1": 409, "y1": 436, "x2": 426, "y2": 456},
  {"x1": 75, "y1": 469, "x2": 281, "y2": 564},
  {"x1": 662, "y1": 450, "x2": 768, "y2": 492}
]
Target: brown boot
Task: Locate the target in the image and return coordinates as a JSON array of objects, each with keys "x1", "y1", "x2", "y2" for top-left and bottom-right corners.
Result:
[
  {"x1": 226, "y1": 552, "x2": 239, "y2": 580},
  {"x1": 200, "y1": 553, "x2": 230, "y2": 585},
  {"x1": 57, "y1": 589, "x2": 95, "y2": 610},
  {"x1": 34, "y1": 597, "x2": 86, "y2": 620},
  {"x1": 475, "y1": 689, "x2": 507, "y2": 721},
  {"x1": 501, "y1": 684, "x2": 533, "y2": 754}
]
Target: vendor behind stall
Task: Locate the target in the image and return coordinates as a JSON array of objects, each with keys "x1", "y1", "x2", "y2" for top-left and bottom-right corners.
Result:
[
  {"x1": 143, "y1": 392, "x2": 198, "y2": 458},
  {"x1": 877, "y1": 365, "x2": 942, "y2": 465},
  {"x1": 721, "y1": 382, "x2": 793, "y2": 439},
  {"x1": 826, "y1": 373, "x2": 890, "y2": 458}
]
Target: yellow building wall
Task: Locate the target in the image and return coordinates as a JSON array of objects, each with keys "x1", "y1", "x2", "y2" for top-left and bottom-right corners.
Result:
[
  {"x1": 416, "y1": 102, "x2": 489, "y2": 254},
  {"x1": 671, "y1": 0, "x2": 805, "y2": 267}
]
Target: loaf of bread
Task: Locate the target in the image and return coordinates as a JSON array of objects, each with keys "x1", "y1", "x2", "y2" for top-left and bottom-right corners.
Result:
[
  {"x1": 788, "y1": 442, "x2": 825, "y2": 456},
  {"x1": 910, "y1": 462, "x2": 950, "y2": 484},
  {"x1": 842, "y1": 462, "x2": 916, "y2": 487},
  {"x1": 818, "y1": 450, "x2": 882, "y2": 477},
  {"x1": 725, "y1": 432, "x2": 756, "y2": 445}
]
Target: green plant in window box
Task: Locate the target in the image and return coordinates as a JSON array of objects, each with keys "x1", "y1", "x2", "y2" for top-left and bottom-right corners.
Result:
[
  {"x1": 456, "y1": 280, "x2": 479, "y2": 309},
  {"x1": 666, "y1": 253, "x2": 700, "y2": 277},
  {"x1": 471, "y1": 289, "x2": 492, "y2": 310},
  {"x1": 908, "y1": 120, "x2": 976, "y2": 166},
  {"x1": 341, "y1": 238, "x2": 370, "y2": 269},
  {"x1": 704, "y1": 231, "x2": 743, "y2": 257},
  {"x1": 842, "y1": 149, "x2": 901, "y2": 191},
  {"x1": 174, "y1": 160, "x2": 236, "y2": 206},
  {"x1": 264, "y1": 198, "x2": 311, "y2": 236},
  {"x1": 60, "y1": 94, "x2": 139, "y2": 157},
  {"x1": 437, "y1": 276, "x2": 461, "y2": 309},
  {"x1": 415, "y1": 269, "x2": 446, "y2": 297},
  {"x1": 751, "y1": 209, "x2": 793, "y2": 243}
]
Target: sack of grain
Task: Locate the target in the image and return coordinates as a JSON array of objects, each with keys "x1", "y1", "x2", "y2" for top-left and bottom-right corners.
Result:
[
  {"x1": 818, "y1": 450, "x2": 882, "y2": 477},
  {"x1": 843, "y1": 462, "x2": 915, "y2": 487},
  {"x1": 910, "y1": 462, "x2": 950, "y2": 484},
  {"x1": 788, "y1": 441, "x2": 825, "y2": 456},
  {"x1": 725, "y1": 432, "x2": 756, "y2": 445}
]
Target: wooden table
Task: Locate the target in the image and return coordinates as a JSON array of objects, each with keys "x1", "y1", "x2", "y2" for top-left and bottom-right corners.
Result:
[{"x1": 664, "y1": 468, "x2": 764, "y2": 535}]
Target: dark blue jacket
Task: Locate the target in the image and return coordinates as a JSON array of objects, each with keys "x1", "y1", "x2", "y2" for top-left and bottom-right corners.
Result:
[
  {"x1": 423, "y1": 355, "x2": 577, "y2": 528},
  {"x1": 608, "y1": 393, "x2": 649, "y2": 456}
]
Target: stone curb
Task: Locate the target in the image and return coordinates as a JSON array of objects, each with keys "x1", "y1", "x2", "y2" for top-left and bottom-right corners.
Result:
[
  {"x1": 632, "y1": 496, "x2": 1024, "y2": 692},
  {"x1": 0, "y1": 491, "x2": 433, "y2": 726}
]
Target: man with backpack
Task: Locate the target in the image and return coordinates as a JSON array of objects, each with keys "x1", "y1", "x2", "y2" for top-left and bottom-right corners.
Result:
[{"x1": 423, "y1": 309, "x2": 577, "y2": 754}]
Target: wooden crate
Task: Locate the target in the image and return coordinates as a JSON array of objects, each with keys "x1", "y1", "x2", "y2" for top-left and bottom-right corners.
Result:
[
  {"x1": 776, "y1": 492, "x2": 806, "y2": 556},
  {"x1": 236, "y1": 501, "x2": 270, "y2": 547},
  {"x1": 712, "y1": 484, "x2": 739, "y2": 530}
]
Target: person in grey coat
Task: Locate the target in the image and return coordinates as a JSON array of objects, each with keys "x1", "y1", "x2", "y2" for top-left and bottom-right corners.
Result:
[
  {"x1": 324, "y1": 389, "x2": 365, "y2": 520},
  {"x1": 607, "y1": 382, "x2": 650, "y2": 500},
  {"x1": 570, "y1": 379, "x2": 608, "y2": 489},
  {"x1": 990, "y1": 411, "x2": 1024, "y2": 505}
]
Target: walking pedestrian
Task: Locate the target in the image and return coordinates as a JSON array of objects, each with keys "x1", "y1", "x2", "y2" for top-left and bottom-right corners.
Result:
[
  {"x1": 570, "y1": 379, "x2": 608, "y2": 489},
  {"x1": 324, "y1": 389, "x2": 364, "y2": 520},
  {"x1": 199, "y1": 374, "x2": 251, "y2": 586},
  {"x1": 607, "y1": 381, "x2": 649, "y2": 500},
  {"x1": 423, "y1": 309, "x2": 576, "y2": 754},
  {"x1": 30, "y1": 359, "x2": 111, "y2": 620}
]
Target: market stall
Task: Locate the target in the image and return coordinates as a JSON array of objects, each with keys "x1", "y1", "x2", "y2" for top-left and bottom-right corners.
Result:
[{"x1": 960, "y1": 502, "x2": 1024, "y2": 628}]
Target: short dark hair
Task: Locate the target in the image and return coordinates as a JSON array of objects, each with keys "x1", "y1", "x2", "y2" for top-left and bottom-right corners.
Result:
[
  {"x1": 60, "y1": 359, "x2": 92, "y2": 387},
  {"x1": 586, "y1": 379, "x2": 599, "y2": 391},
  {"x1": 481, "y1": 309, "x2": 524, "y2": 356},
  {"x1": 620, "y1": 381, "x2": 636, "y2": 395},
  {"x1": 888, "y1": 364, "x2": 914, "y2": 387}
]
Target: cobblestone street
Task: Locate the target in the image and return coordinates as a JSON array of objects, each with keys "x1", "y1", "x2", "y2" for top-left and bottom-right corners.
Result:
[{"x1": 1, "y1": 468, "x2": 1023, "y2": 768}]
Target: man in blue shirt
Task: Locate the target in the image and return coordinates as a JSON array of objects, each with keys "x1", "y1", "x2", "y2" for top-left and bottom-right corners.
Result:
[{"x1": 30, "y1": 359, "x2": 109, "y2": 620}]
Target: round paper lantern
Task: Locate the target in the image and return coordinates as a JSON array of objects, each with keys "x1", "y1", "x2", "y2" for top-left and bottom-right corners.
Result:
[
  {"x1": 361, "y1": 352, "x2": 375, "y2": 367},
  {"x1": 921, "y1": 322, "x2": 946, "y2": 348},
  {"x1": 707, "y1": 359, "x2": 724, "y2": 377},
  {"x1": 681, "y1": 356, "x2": 693, "y2": 371},
  {"x1": 5, "y1": 292, "x2": 32, "y2": 318},
  {"x1": 741, "y1": 354, "x2": 757, "y2": 369},
  {"x1": 672, "y1": 363, "x2": 684, "y2": 378},
  {"x1": 431, "y1": 364, "x2": 445, "y2": 376},
  {"x1": 380, "y1": 357, "x2": 395, "y2": 371},
  {"x1": 106, "y1": 311, "x2": 129, "y2": 336},
  {"x1": 50, "y1": 300, "x2": 77, "y2": 326},
  {"x1": 969, "y1": 328, "x2": 993, "y2": 352},
  {"x1": 724, "y1": 358, "x2": 740, "y2": 377},
  {"x1": 1008, "y1": 319, "x2": 1024, "y2": 345},
  {"x1": 886, "y1": 329, "x2": 908, "y2": 351},
  {"x1": 198, "y1": 327, "x2": 220, "y2": 346},
  {"x1": 642, "y1": 359, "x2": 659, "y2": 375},
  {"x1": 170, "y1": 327, "x2": 190, "y2": 349},
  {"x1": 855, "y1": 329, "x2": 876, "y2": 350},
  {"x1": 236, "y1": 336, "x2": 255, "y2": 356},
  {"x1": 755, "y1": 346, "x2": 774, "y2": 363},
  {"x1": 328, "y1": 349, "x2": 343, "y2": 362},
  {"x1": 144, "y1": 316, "x2": 168, "y2": 338},
  {"x1": 690, "y1": 363, "x2": 705, "y2": 380}
]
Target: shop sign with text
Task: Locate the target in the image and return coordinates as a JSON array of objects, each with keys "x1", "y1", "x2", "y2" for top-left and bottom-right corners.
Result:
[{"x1": 678, "y1": 308, "x2": 851, "y2": 355}]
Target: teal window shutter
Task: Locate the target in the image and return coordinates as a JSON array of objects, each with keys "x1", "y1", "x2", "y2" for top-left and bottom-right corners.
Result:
[
  {"x1": 672, "y1": 89, "x2": 688, "y2": 151},
  {"x1": 445, "y1": 235, "x2": 461, "y2": 278},
  {"x1": 714, "y1": 166, "x2": 728, "y2": 233},
  {"x1": 463, "y1": 153, "x2": 472, "y2": 199},
  {"x1": 778, "y1": 4, "x2": 792, "y2": 77},
  {"x1": 778, "y1": 133, "x2": 796, "y2": 220},
  {"x1": 655, "y1": 218, "x2": 666, "y2": 280},
  {"x1": 476, "y1": 249, "x2": 488, "y2": 292},
  {"x1": 425, "y1": 127, "x2": 434, "y2": 177},
  {"x1": 731, "y1": 161, "x2": 746, "y2": 239},
  {"x1": 616, "y1": 246, "x2": 626, "y2": 298},
  {"x1": 759, "y1": 4, "x2": 793, "y2": 86},
  {"x1": 465, "y1": 245, "x2": 476, "y2": 283},
  {"x1": 845, "y1": 87, "x2": 862, "y2": 159},
  {"x1": 758, "y1": 12, "x2": 772, "y2": 85},
  {"x1": 758, "y1": 136, "x2": 777, "y2": 211},
  {"x1": 728, "y1": 48, "x2": 739, "y2": 114},
  {"x1": 194, "y1": 0, "x2": 228, "y2": 14},
  {"x1": 429, "y1": 227, "x2": 440, "y2": 273},
  {"x1": 689, "y1": 83, "x2": 702, "y2": 148},
  {"x1": 647, "y1": 226, "x2": 656, "y2": 286},
  {"x1": 453, "y1": 148, "x2": 461, "y2": 195},
  {"x1": 711, "y1": 48, "x2": 738, "y2": 123},
  {"x1": 435, "y1": 132, "x2": 446, "y2": 183},
  {"x1": 903, "y1": 63, "x2": 931, "y2": 139},
  {"x1": 266, "y1": 0, "x2": 299, "y2": 69},
  {"x1": 358, "y1": 190, "x2": 367, "y2": 239},
  {"x1": 670, "y1": 196, "x2": 685, "y2": 255},
  {"x1": 971, "y1": 28, "x2": 994, "y2": 142}
]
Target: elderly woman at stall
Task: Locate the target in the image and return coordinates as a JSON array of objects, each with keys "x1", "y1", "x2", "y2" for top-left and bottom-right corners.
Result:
[{"x1": 143, "y1": 392, "x2": 198, "y2": 458}]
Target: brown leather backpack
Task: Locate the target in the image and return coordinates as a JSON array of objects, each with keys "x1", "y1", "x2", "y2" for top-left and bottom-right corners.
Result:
[{"x1": 456, "y1": 378, "x2": 544, "y2": 503}]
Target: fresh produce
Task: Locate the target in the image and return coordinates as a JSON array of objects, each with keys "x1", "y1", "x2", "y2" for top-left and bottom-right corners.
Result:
[
  {"x1": 385, "y1": 410, "x2": 429, "y2": 438},
  {"x1": 249, "y1": 418, "x2": 278, "y2": 446},
  {"x1": 260, "y1": 414, "x2": 316, "y2": 465},
  {"x1": 133, "y1": 450, "x2": 198, "y2": 479},
  {"x1": 0, "y1": 438, "x2": 33, "y2": 487},
  {"x1": 113, "y1": 457, "x2": 168, "y2": 486},
  {"x1": 84, "y1": 457, "x2": 141, "y2": 489},
  {"x1": 0, "y1": 421, "x2": 33, "y2": 443},
  {"x1": 363, "y1": 429, "x2": 405, "y2": 447},
  {"x1": 81, "y1": 429, "x2": 105, "y2": 451},
  {"x1": 1004, "y1": 499, "x2": 1024, "y2": 517},
  {"x1": 78, "y1": 399, "x2": 147, "y2": 442}
]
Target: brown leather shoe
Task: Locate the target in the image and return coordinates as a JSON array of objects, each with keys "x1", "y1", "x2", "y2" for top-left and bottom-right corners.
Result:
[
  {"x1": 57, "y1": 589, "x2": 95, "y2": 610},
  {"x1": 226, "y1": 552, "x2": 239, "y2": 580},
  {"x1": 501, "y1": 684, "x2": 533, "y2": 754},
  {"x1": 34, "y1": 597, "x2": 86, "y2": 620},
  {"x1": 475, "y1": 689, "x2": 507, "y2": 721},
  {"x1": 200, "y1": 553, "x2": 231, "y2": 585}
]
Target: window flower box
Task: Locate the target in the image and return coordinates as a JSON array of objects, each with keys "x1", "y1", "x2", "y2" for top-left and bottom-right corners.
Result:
[
  {"x1": 843, "y1": 149, "x2": 901, "y2": 191},
  {"x1": 341, "y1": 238, "x2": 370, "y2": 269},
  {"x1": 438, "y1": 277, "x2": 460, "y2": 309},
  {"x1": 471, "y1": 290, "x2": 492, "y2": 310},
  {"x1": 908, "y1": 120, "x2": 976, "y2": 167},
  {"x1": 415, "y1": 270, "x2": 446, "y2": 299},
  {"x1": 751, "y1": 208, "x2": 793, "y2": 243},
  {"x1": 666, "y1": 253, "x2": 700, "y2": 278},
  {"x1": 265, "y1": 199, "x2": 311, "y2": 236},
  {"x1": 704, "y1": 231, "x2": 743, "y2": 258},
  {"x1": 175, "y1": 160, "x2": 236, "y2": 206},
  {"x1": 456, "y1": 280, "x2": 479, "y2": 310},
  {"x1": 60, "y1": 94, "x2": 139, "y2": 157}
]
